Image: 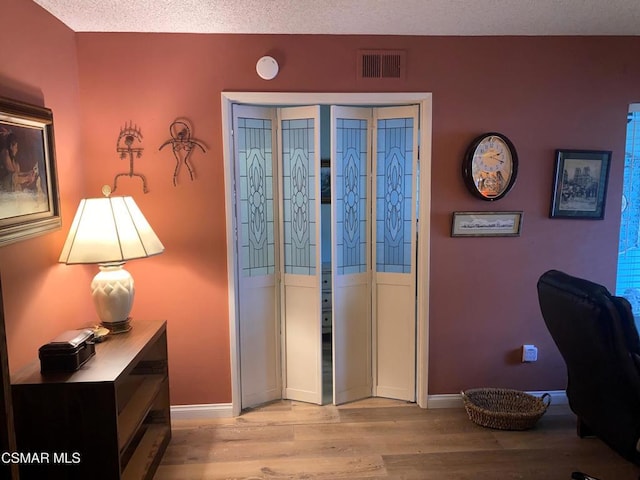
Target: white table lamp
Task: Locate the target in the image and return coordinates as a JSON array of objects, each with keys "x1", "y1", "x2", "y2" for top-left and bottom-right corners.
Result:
[{"x1": 59, "y1": 189, "x2": 164, "y2": 333}]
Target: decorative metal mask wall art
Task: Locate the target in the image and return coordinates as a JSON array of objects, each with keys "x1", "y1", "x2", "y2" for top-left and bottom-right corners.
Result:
[
  {"x1": 159, "y1": 119, "x2": 207, "y2": 187},
  {"x1": 113, "y1": 121, "x2": 148, "y2": 194},
  {"x1": 113, "y1": 121, "x2": 149, "y2": 193}
]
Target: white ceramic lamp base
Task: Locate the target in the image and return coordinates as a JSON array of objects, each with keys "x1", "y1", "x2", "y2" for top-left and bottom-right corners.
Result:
[{"x1": 90, "y1": 263, "x2": 135, "y2": 333}]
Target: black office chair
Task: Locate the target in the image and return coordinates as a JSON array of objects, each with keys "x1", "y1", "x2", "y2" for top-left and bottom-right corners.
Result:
[{"x1": 537, "y1": 269, "x2": 640, "y2": 466}]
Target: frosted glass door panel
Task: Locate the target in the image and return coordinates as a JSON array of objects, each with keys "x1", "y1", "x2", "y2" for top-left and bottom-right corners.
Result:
[
  {"x1": 281, "y1": 118, "x2": 317, "y2": 276},
  {"x1": 335, "y1": 117, "x2": 368, "y2": 275},
  {"x1": 237, "y1": 117, "x2": 276, "y2": 277},
  {"x1": 375, "y1": 117, "x2": 415, "y2": 274}
]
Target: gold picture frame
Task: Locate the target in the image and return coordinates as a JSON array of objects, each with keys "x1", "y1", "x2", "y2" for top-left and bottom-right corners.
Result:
[{"x1": 0, "y1": 97, "x2": 61, "y2": 247}]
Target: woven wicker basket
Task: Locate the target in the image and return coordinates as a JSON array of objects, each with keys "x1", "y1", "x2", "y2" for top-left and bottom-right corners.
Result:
[{"x1": 461, "y1": 388, "x2": 551, "y2": 431}]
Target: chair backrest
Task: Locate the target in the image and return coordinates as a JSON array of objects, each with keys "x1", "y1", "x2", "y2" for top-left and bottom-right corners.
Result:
[{"x1": 537, "y1": 269, "x2": 640, "y2": 464}]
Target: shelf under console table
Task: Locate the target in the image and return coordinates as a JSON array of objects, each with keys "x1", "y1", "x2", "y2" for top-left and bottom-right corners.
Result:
[{"x1": 11, "y1": 319, "x2": 171, "y2": 480}]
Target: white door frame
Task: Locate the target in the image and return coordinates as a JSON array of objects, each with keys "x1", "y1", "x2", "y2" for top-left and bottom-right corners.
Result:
[{"x1": 222, "y1": 92, "x2": 432, "y2": 416}]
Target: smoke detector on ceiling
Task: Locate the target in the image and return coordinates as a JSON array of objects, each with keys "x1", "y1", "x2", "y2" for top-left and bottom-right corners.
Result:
[{"x1": 256, "y1": 56, "x2": 279, "y2": 80}]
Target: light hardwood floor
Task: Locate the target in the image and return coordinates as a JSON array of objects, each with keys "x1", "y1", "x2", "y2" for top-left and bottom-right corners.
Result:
[{"x1": 155, "y1": 398, "x2": 640, "y2": 480}]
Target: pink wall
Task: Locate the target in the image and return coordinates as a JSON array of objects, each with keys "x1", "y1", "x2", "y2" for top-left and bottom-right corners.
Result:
[
  {"x1": 0, "y1": 0, "x2": 93, "y2": 372},
  {"x1": 427, "y1": 37, "x2": 634, "y2": 393},
  {"x1": 4, "y1": 1, "x2": 640, "y2": 405},
  {"x1": 74, "y1": 33, "x2": 639, "y2": 403}
]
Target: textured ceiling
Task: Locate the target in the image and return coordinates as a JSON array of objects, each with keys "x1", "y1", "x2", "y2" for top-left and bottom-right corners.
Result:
[{"x1": 32, "y1": 0, "x2": 640, "y2": 35}]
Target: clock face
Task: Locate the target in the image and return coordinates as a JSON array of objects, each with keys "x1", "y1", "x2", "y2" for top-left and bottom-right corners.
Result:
[{"x1": 463, "y1": 132, "x2": 518, "y2": 201}]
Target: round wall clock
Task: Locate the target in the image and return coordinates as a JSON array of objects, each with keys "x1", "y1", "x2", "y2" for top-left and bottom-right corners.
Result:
[{"x1": 462, "y1": 132, "x2": 518, "y2": 201}]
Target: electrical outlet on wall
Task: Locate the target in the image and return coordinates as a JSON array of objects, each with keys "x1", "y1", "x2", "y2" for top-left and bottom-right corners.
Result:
[{"x1": 522, "y1": 344, "x2": 538, "y2": 362}]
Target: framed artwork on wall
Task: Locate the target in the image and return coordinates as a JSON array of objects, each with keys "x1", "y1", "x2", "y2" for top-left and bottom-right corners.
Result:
[
  {"x1": 320, "y1": 158, "x2": 330, "y2": 204},
  {"x1": 0, "y1": 97, "x2": 61, "y2": 247},
  {"x1": 550, "y1": 149, "x2": 611, "y2": 219},
  {"x1": 451, "y1": 211, "x2": 523, "y2": 237}
]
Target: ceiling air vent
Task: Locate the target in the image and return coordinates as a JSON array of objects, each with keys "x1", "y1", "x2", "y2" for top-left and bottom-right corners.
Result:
[{"x1": 358, "y1": 50, "x2": 406, "y2": 80}]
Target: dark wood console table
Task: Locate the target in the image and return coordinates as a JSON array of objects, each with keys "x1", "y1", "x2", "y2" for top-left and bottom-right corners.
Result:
[{"x1": 11, "y1": 319, "x2": 171, "y2": 480}]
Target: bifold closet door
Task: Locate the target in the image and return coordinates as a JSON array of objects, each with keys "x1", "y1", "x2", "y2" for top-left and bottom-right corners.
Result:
[
  {"x1": 233, "y1": 105, "x2": 281, "y2": 409},
  {"x1": 233, "y1": 102, "x2": 418, "y2": 409},
  {"x1": 331, "y1": 105, "x2": 419, "y2": 404},
  {"x1": 372, "y1": 105, "x2": 419, "y2": 402},
  {"x1": 279, "y1": 106, "x2": 324, "y2": 405},
  {"x1": 331, "y1": 106, "x2": 373, "y2": 405}
]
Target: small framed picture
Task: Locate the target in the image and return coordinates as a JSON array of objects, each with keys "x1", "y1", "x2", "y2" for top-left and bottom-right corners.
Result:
[
  {"x1": 320, "y1": 159, "x2": 330, "y2": 204},
  {"x1": 0, "y1": 97, "x2": 61, "y2": 246},
  {"x1": 550, "y1": 149, "x2": 611, "y2": 219},
  {"x1": 451, "y1": 211, "x2": 523, "y2": 237}
]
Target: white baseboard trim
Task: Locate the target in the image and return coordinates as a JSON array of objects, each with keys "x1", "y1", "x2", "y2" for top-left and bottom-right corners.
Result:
[
  {"x1": 170, "y1": 403, "x2": 234, "y2": 420},
  {"x1": 426, "y1": 394, "x2": 465, "y2": 409},
  {"x1": 426, "y1": 390, "x2": 568, "y2": 409}
]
